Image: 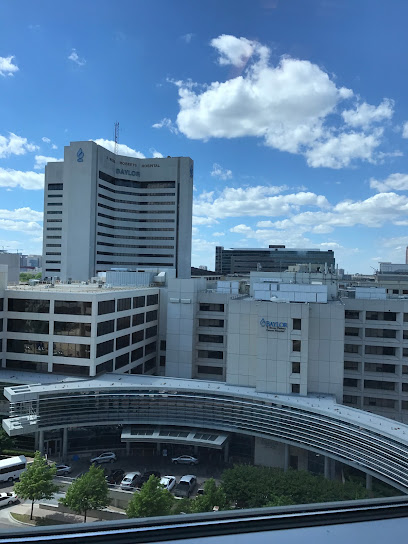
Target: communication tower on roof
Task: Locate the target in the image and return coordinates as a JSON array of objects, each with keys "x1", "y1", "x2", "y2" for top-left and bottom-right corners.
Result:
[{"x1": 114, "y1": 121, "x2": 119, "y2": 155}]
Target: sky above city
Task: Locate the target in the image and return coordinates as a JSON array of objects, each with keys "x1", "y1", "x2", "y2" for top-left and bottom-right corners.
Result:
[{"x1": 1, "y1": 0, "x2": 408, "y2": 273}]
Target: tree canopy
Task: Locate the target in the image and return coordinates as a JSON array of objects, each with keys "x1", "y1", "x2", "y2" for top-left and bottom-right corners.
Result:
[
  {"x1": 126, "y1": 475, "x2": 174, "y2": 518},
  {"x1": 14, "y1": 451, "x2": 59, "y2": 520},
  {"x1": 190, "y1": 478, "x2": 227, "y2": 513},
  {"x1": 60, "y1": 464, "x2": 109, "y2": 522},
  {"x1": 0, "y1": 429, "x2": 13, "y2": 454}
]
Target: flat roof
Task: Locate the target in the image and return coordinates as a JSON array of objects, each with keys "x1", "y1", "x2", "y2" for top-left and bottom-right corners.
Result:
[{"x1": 6, "y1": 284, "x2": 157, "y2": 294}]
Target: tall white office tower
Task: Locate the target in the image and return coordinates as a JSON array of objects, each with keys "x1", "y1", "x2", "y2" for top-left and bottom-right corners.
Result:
[{"x1": 43, "y1": 141, "x2": 193, "y2": 281}]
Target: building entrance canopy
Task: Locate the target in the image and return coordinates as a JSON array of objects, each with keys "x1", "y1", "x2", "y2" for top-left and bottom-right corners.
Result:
[{"x1": 121, "y1": 426, "x2": 228, "y2": 449}]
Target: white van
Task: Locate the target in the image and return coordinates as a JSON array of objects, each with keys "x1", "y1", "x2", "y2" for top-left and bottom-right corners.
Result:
[{"x1": 0, "y1": 456, "x2": 27, "y2": 482}]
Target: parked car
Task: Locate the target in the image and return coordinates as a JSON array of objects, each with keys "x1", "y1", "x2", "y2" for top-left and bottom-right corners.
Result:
[
  {"x1": 139, "y1": 470, "x2": 161, "y2": 486},
  {"x1": 196, "y1": 487, "x2": 204, "y2": 495},
  {"x1": 55, "y1": 464, "x2": 72, "y2": 476},
  {"x1": 171, "y1": 455, "x2": 199, "y2": 465},
  {"x1": 120, "y1": 472, "x2": 141, "y2": 490},
  {"x1": 160, "y1": 475, "x2": 176, "y2": 492},
  {"x1": 90, "y1": 452, "x2": 117, "y2": 464},
  {"x1": 174, "y1": 475, "x2": 197, "y2": 498},
  {"x1": 106, "y1": 468, "x2": 125, "y2": 485},
  {"x1": 0, "y1": 492, "x2": 18, "y2": 507}
]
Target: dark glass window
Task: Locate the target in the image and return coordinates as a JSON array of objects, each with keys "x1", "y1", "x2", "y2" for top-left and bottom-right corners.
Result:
[
  {"x1": 116, "y1": 334, "x2": 130, "y2": 350},
  {"x1": 343, "y1": 395, "x2": 358, "y2": 405},
  {"x1": 7, "y1": 339, "x2": 48, "y2": 355},
  {"x1": 7, "y1": 319, "x2": 49, "y2": 334},
  {"x1": 117, "y1": 316, "x2": 130, "y2": 331},
  {"x1": 117, "y1": 298, "x2": 131, "y2": 312},
  {"x1": 160, "y1": 355, "x2": 166, "y2": 366},
  {"x1": 144, "y1": 357, "x2": 156, "y2": 372},
  {"x1": 198, "y1": 334, "x2": 223, "y2": 344},
  {"x1": 198, "y1": 350, "x2": 223, "y2": 359},
  {"x1": 97, "y1": 320, "x2": 114, "y2": 336},
  {"x1": 8, "y1": 298, "x2": 49, "y2": 313},
  {"x1": 291, "y1": 384, "x2": 300, "y2": 394},
  {"x1": 96, "y1": 360, "x2": 113, "y2": 374},
  {"x1": 54, "y1": 322, "x2": 91, "y2": 337},
  {"x1": 403, "y1": 330, "x2": 408, "y2": 339},
  {"x1": 6, "y1": 359, "x2": 48, "y2": 372},
  {"x1": 365, "y1": 345, "x2": 396, "y2": 356},
  {"x1": 365, "y1": 328, "x2": 397, "y2": 338},
  {"x1": 292, "y1": 340, "x2": 301, "y2": 352},
  {"x1": 96, "y1": 339, "x2": 114, "y2": 358},
  {"x1": 48, "y1": 183, "x2": 63, "y2": 190},
  {"x1": 115, "y1": 353, "x2": 129, "y2": 370},
  {"x1": 366, "y1": 311, "x2": 397, "y2": 321},
  {"x1": 292, "y1": 362, "x2": 300, "y2": 373},
  {"x1": 53, "y1": 342, "x2": 90, "y2": 359},
  {"x1": 146, "y1": 310, "x2": 157, "y2": 322},
  {"x1": 345, "y1": 310, "x2": 360, "y2": 320},
  {"x1": 146, "y1": 325, "x2": 157, "y2": 339},
  {"x1": 199, "y1": 303, "x2": 224, "y2": 312},
  {"x1": 345, "y1": 327, "x2": 360, "y2": 337},
  {"x1": 132, "y1": 313, "x2": 144, "y2": 326},
  {"x1": 344, "y1": 378, "x2": 359, "y2": 387},
  {"x1": 133, "y1": 296, "x2": 145, "y2": 308},
  {"x1": 132, "y1": 330, "x2": 144, "y2": 344},
  {"x1": 364, "y1": 397, "x2": 395, "y2": 408},
  {"x1": 131, "y1": 346, "x2": 143, "y2": 362},
  {"x1": 197, "y1": 365, "x2": 223, "y2": 375},
  {"x1": 364, "y1": 379, "x2": 395, "y2": 391},
  {"x1": 0, "y1": 319, "x2": 2, "y2": 333},
  {"x1": 292, "y1": 318, "x2": 301, "y2": 331},
  {"x1": 147, "y1": 294, "x2": 159, "y2": 306},
  {"x1": 344, "y1": 361, "x2": 359, "y2": 371},
  {"x1": 53, "y1": 364, "x2": 89, "y2": 376},
  {"x1": 130, "y1": 364, "x2": 144, "y2": 374},
  {"x1": 0, "y1": 299, "x2": 3, "y2": 311},
  {"x1": 98, "y1": 300, "x2": 115, "y2": 315},
  {"x1": 199, "y1": 318, "x2": 224, "y2": 328},
  {"x1": 55, "y1": 301, "x2": 92, "y2": 315},
  {"x1": 344, "y1": 344, "x2": 360, "y2": 354},
  {"x1": 145, "y1": 341, "x2": 156, "y2": 356},
  {"x1": 365, "y1": 363, "x2": 395, "y2": 373},
  {"x1": 160, "y1": 340, "x2": 166, "y2": 351}
]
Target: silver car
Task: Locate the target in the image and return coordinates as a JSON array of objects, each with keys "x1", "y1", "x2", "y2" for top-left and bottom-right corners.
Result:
[
  {"x1": 171, "y1": 455, "x2": 199, "y2": 465},
  {"x1": 0, "y1": 492, "x2": 18, "y2": 507},
  {"x1": 90, "y1": 452, "x2": 117, "y2": 464},
  {"x1": 55, "y1": 464, "x2": 72, "y2": 476}
]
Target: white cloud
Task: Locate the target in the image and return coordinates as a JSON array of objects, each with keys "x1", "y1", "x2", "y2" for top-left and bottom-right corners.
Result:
[
  {"x1": 152, "y1": 118, "x2": 179, "y2": 134},
  {"x1": 212, "y1": 232, "x2": 225, "y2": 237},
  {"x1": 68, "y1": 49, "x2": 86, "y2": 66},
  {"x1": 191, "y1": 227, "x2": 199, "y2": 236},
  {"x1": 402, "y1": 122, "x2": 408, "y2": 139},
  {"x1": 230, "y1": 224, "x2": 252, "y2": 233},
  {"x1": 170, "y1": 34, "x2": 397, "y2": 168},
  {"x1": 42, "y1": 137, "x2": 51, "y2": 144},
  {"x1": 0, "y1": 207, "x2": 43, "y2": 221},
  {"x1": 192, "y1": 216, "x2": 219, "y2": 226},
  {"x1": 150, "y1": 148, "x2": 164, "y2": 158},
  {"x1": 341, "y1": 99, "x2": 394, "y2": 128},
  {"x1": 0, "y1": 219, "x2": 43, "y2": 235},
  {"x1": 211, "y1": 163, "x2": 232, "y2": 180},
  {"x1": 181, "y1": 33, "x2": 194, "y2": 43},
  {"x1": 0, "y1": 207, "x2": 43, "y2": 237},
  {"x1": 0, "y1": 133, "x2": 39, "y2": 158},
  {"x1": 51, "y1": 144, "x2": 58, "y2": 150},
  {"x1": 34, "y1": 155, "x2": 63, "y2": 170},
  {"x1": 370, "y1": 173, "x2": 408, "y2": 192},
  {"x1": 0, "y1": 168, "x2": 44, "y2": 190},
  {"x1": 91, "y1": 139, "x2": 145, "y2": 158},
  {"x1": 0, "y1": 56, "x2": 19, "y2": 77}
]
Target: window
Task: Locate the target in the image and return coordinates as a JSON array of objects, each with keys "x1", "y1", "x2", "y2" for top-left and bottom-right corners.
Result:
[
  {"x1": 7, "y1": 319, "x2": 49, "y2": 334},
  {"x1": 146, "y1": 325, "x2": 157, "y2": 339},
  {"x1": 345, "y1": 310, "x2": 360, "y2": 320},
  {"x1": 96, "y1": 339, "x2": 114, "y2": 358},
  {"x1": 115, "y1": 353, "x2": 129, "y2": 370},
  {"x1": 116, "y1": 334, "x2": 130, "y2": 350},
  {"x1": 365, "y1": 328, "x2": 397, "y2": 338},
  {"x1": 147, "y1": 294, "x2": 159, "y2": 306},
  {"x1": 133, "y1": 296, "x2": 145, "y2": 308},
  {"x1": 98, "y1": 300, "x2": 115, "y2": 315},
  {"x1": 365, "y1": 363, "x2": 395, "y2": 373},
  {"x1": 131, "y1": 347, "x2": 143, "y2": 362},
  {"x1": 363, "y1": 397, "x2": 395, "y2": 408},
  {"x1": 291, "y1": 384, "x2": 300, "y2": 394},
  {"x1": 117, "y1": 298, "x2": 131, "y2": 312},
  {"x1": 55, "y1": 301, "x2": 92, "y2": 315},
  {"x1": 144, "y1": 357, "x2": 156, "y2": 372},
  {"x1": 364, "y1": 380, "x2": 395, "y2": 391},
  {"x1": 366, "y1": 311, "x2": 397, "y2": 321},
  {"x1": 197, "y1": 365, "x2": 223, "y2": 375},
  {"x1": 365, "y1": 345, "x2": 396, "y2": 356},
  {"x1": 292, "y1": 340, "x2": 301, "y2": 352},
  {"x1": 131, "y1": 364, "x2": 144, "y2": 374},
  {"x1": 344, "y1": 344, "x2": 360, "y2": 354},
  {"x1": 146, "y1": 310, "x2": 157, "y2": 322},
  {"x1": 345, "y1": 327, "x2": 360, "y2": 337},
  {"x1": 53, "y1": 364, "x2": 89, "y2": 376},
  {"x1": 403, "y1": 365, "x2": 408, "y2": 374},
  {"x1": 344, "y1": 361, "x2": 359, "y2": 371},
  {"x1": 0, "y1": 298, "x2": 3, "y2": 311},
  {"x1": 132, "y1": 330, "x2": 144, "y2": 344},
  {"x1": 198, "y1": 334, "x2": 223, "y2": 344},
  {"x1": 199, "y1": 318, "x2": 224, "y2": 328},
  {"x1": 199, "y1": 303, "x2": 224, "y2": 312},
  {"x1": 402, "y1": 383, "x2": 408, "y2": 392},
  {"x1": 344, "y1": 378, "x2": 359, "y2": 387},
  {"x1": 132, "y1": 313, "x2": 144, "y2": 326},
  {"x1": 7, "y1": 339, "x2": 48, "y2": 355},
  {"x1": 198, "y1": 350, "x2": 224, "y2": 359},
  {"x1": 404, "y1": 330, "x2": 408, "y2": 339},
  {"x1": 291, "y1": 362, "x2": 300, "y2": 373},
  {"x1": 95, "y1": 360, "x2": 113, "y2": 374},
  {"x1": 48, "y1": 183, "x2": 63, "y2": 190},
  {"x1": 97, "y1": 320, "x2": 114, "y2": 336},
  {"x1": 343, "y1": 395, "x2": 358, "y2": 405},
  {"x1": 160, "y1": 355, "x2": 166, "y2": 366},
  {"x1": 145, "y1": 341, "x2": 156, "y2": 356},
  {"x1": 6, "y1": 359, "x2": 48, "y2": 372},
  {"x1": 292, "y1": 318, "x2": 301, "y2": 331},
  {"x1": 8, "y1": 298, "x2": 49, "y2": 313},
  {"x1": 54, "y1": 322, "x2": 91, "y2": 337},
  {"x1": 404, "y1": 348, "x2": 408, "y2": 358},
  {"x1": 53, "y1": 342, "x2": 90, "y2": 359},
  {"x1": 160, "y1": 340, "x2": 166, "y2": 350},
  {"x1": 117, "y1": 316, "x2": 130, "y2": 331}
]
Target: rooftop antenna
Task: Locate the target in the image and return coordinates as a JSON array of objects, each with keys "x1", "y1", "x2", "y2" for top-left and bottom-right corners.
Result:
[{"x1": 114, "y1": 121, "x2": 119, "y2": 155}]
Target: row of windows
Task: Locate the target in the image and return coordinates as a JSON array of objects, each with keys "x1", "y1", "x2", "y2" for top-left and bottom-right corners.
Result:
[
  {"x1": 97, "y1": 222, "x2": 174, "y2": 232},
  {"x1": 197, "y1": 350, "x2": 224, "y2": 360},
  {"x1": 198, "y1": 334, "x2": 224, "y2": 344},
  {"x1": 97, "y1": 242, "x2": 175, "y2": 249},
  {"x1": 344, "y1": 361, "x2": 408, "y2": 373},
  {"x1": 343, "y1": 395, "x2": 397, "y2": 409},
  {"x1": 97, "y1": 251, "x2": 174, "y2": 258},
  {"x1": 199, "y1": 303, "x2": 225, "y2": 312},
  {"x1": 98, "y1": 192, "x2": 175, "y2": 206},
  {"x1": 344, "y1": 344, "x2": 402, "y2": 355},
  {"x1": 6, "y1": 339, "x2": 91, "y2": 358},
  {"x1": 96, "y1": 337, "x2": 157, "y2": 359},
  {"x1": 98, "y1": 212, "x2": 175, "y2": 224},
  {"x1": 343, "y1": 378, "x2": 408, "y2": 391},
  {"x1": 99, "y1": 203, "x2": 175, "y2": 215},
  {"x1": 99, "y1": 182, "x2": 175, "y2": 198},
  {"x1": 98, "y1": 232, "x2": 174, "y2": 241},
  {"x1": 7, "y1": 299, "x2": 92, "y2": 315},
  {"x1": 97, "y1": 296, "x2": 157, "y2": 316},
  {"x1": 7, "y1": 319, "x2": 90, "y2": 337},
  {"x1": 198, "y1": 318, "x2": 224, "y2": 328},
  {"x1": 345, "y1": 310, "x2": 408, "y2": 322},
  {"x1": 97, "y1": 261, "x2": 174, "y2": 266}
]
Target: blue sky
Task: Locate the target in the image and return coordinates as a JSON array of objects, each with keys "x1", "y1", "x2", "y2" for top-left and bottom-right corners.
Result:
[{"x1": 1, "y1": 0, "x2": 408, "y2": 273}]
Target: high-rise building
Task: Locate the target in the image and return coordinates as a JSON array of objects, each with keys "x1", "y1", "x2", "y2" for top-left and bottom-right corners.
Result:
[
  {"x1": 43, "y1": 141, "x2": 194, "y2": 281},
  {"x1": 215, "y1": 246, "x2": 335, "y2": 275}
]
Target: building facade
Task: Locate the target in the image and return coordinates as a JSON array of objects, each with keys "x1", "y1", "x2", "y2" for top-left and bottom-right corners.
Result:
[
  {"x1": 43, "y1": 141, "x2": 193, "y2": 281},
  {"x1": 215, "y1": 246, "x2": 335, "y2": 275}
]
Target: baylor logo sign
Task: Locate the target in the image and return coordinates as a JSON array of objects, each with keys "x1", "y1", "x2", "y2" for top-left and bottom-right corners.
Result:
[{"x1": 260, "y1": 318, "x2": 287, "y2": 332}]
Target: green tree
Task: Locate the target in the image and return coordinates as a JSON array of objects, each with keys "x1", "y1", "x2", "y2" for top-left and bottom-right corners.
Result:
[
  {"x1": 191, "y1": 479, "x2": 227, "y2": 513},
  {"x1": 126, "y1": 475, "x2": 174, "y2": 518},
  {"x1": 0, "y1": 429, "x2": 13, "y2": 454},
  {"x1": 14, "y1": 451, "x2": 59, "y2": 520},
  {"x1": 34, "y1": 273, "x2": 42, "y2": 280},
  {"x1": 60, "y1": 464, "x2": 109, "y2": 522}
]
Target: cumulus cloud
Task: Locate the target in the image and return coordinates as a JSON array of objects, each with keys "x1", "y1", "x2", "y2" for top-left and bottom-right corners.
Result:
[
  {"x1": 0, "y1": 56, "x2": 19, "y2": 77},
  {"x1": 211, "y1": 163, "x2": 232, "y2": 180},
  {"x1": 402, "y1": 122, "x2": 408, "y2": 139},
  {"x1": 42, "y1": 136, "x2": 58, "y2": 149},
  {"x1": 0, "y1": 133, "x2": 39, "y2": 158},
  {"x1": 181, "y1": 33, "x2": 194, "y2": 43},
  {"x1": 0, "y1": 208, "x2": 43, "y2": 237},
  {"x1": 341, "y1": 99, "x2": 394, "y2": 128},
  {"x1": 92, "y1": 139, "x2": 145, "y2": 158},
  {"x1": 0, "y1": 207, "x2": 43, "y2": 221},
  {"x1": 34, "y1": 155, "x2": 63, "y2": 170},
  {"x1": 212, "y1": 232, "x2": 225, "y2": 237},
  {"x1": 149, "y1": 148, "x2": 164, "y2": 158},
  {"x1": 68, "y1": 49, "x2": 86, "y2": 66},
  {"x1": 370, "y1": 173, "x2": 408, "y2": 192},
  {"x1": 0, "y1": 168, "x2": 44, "y2": 190},
  {"x1": 167, "y1": 34, "x2": 398, "y2": 168},
  {"x1": 192, "y1": 216, "x2": 219, "y2": 226},
  {"x1": 152, "y1": 117, "x2": 179, "y2": 134}
]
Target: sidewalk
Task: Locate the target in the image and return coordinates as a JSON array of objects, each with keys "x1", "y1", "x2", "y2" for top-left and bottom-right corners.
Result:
[{"x1": 10, "y1": 502, "x2": 104, "y2": 525}]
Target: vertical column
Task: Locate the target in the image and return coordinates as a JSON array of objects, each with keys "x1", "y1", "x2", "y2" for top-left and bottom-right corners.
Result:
[
  {"x1": 126, "y1": 442, "x2": 131, "y2": 455},
  {"x1": 224, "y1": 442, "x2": 229, "y2": 463},
  {"x1": 34, "y1": 432, "x2": 39, "y2": 451},
  {"x1": 284, "y1": 443, "x2": 289, "y2": 472},
  {"x1": 366, "y1": 473, "x2": 372, "y2": 491},
  {"x1": 324, "y1": 456, "x2": 331, "y2": 479},
  {"x1": 39, "y1": 430, "x2": 44, "y2": 455},
  {"x1": 62, "y1": 427, "x2": 68, "y2": 460}
]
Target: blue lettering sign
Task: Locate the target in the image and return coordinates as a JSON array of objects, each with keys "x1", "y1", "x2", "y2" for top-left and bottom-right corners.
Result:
[
  {"x1": 260, "y1": 318, "x2": 287, "y2": 330},
  {"x1": 116, "y1": 168, "x2": 140, "y2": 177}
]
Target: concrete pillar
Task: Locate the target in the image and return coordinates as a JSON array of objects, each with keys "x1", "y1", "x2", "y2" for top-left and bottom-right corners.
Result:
[
  {"x1": 39, "y1": 430, "x2": 44, "y2": 455},
  {"x1": 224, "y1": 442, "x2": 229, "y2": 463},
  {"x1": 284, "y1": 444, "x2": 289, "y2": 472},
  {"x1": 366, "y1": 473, "x2": 372, "y2": 491},
  {"x1": 62, "y1": 427, "x2": 68, "y2": 460},
  {"x1": 126, "y1": 442, "x2": 131, "y2": 455},
  {"x1": 324, "y1": 456, "x2": 331, "y2": 479}
]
